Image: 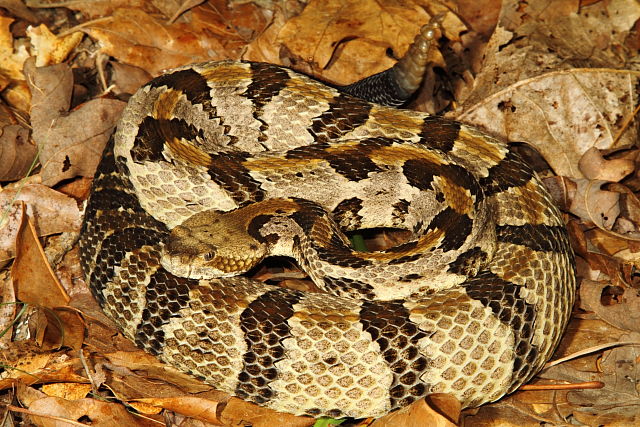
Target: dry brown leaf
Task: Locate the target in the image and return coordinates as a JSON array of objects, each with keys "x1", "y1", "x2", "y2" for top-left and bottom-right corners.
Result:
[
  {"x1": 0, "y1": 341, "x2": 54, "y2": 386},
  {"x1": 546, "y1": 177, "x2": 621, "y2": 229},
  {"x1": 578, "y1": 147, "x2": 635, "y2": 182},
  {"x1": 42, "y1": 308, "x2": 85, "y2": 351},
  {"x1": 0, "y1": 195, "x2": 25, "y2": 264},
  {"x1": 0, "y1": 185, "x2": 81, "y2": 259},
  {"x1": 584, "y1": 228, "x2": 630, "y2": 259},
  {"x1": 17, "y1": 384, "x2": 158, "y2": 427},
  {"x1": 26, "y1": 0, "x2": 149, "y2": 18},
  {"x1": 371, "y1": 394, "x2": 460, "y2": 426},
  {"x1": 243, "y1": 6, "x2": 291, "y2": 64},
  {"x1": 11, "y1": 209, "x2": 70, "y2": 308},
  {"x1": 132, "y1": 396, "x2": 221, "y2": 424},
  {"x1": 0, "y1": 123, "x2": 36, "y2": 181},
  {"x1": 275, "y1": 0, "x2": 464, "y2": 84},
  {"x1": 26, "y1": 24, "x2": 83, "y2": 67},
  {"x1": 545, "y1": 329, "x2": 640, "y2": 418},
  {"x1": 84, "y1": 6, "x2": 244, "y2": 76},
  {"x1": 56, "y1": 177, "x2": 93, "y2": 202},
  {"x1": 571, "y1": 179, "x2": 621, "y2": 229},
  {"x1": 219, "y1": 397, "x2": 315, "y2": 427},
  {"x1": 454, "y1": 0, "x2": 640, "y2": 179},
  {"x1": 101, "y1": 351, "x2": 214, "y2": 393},
  {"x1": 0, "y1": 342, "x2": 86, "y2": 390},
  {"x1": 40, "y1": 383, "x2": 92, "y2": 401},
  {"x1": 569, "y1": 334, "x2": 640, "y2": 424},
  {"x1": 109, "y1": 62, "x2": 152, "y2": 95},
  {"x1": 458, "y1": 69, "x2": 640, "y2": 179},
  {"x1": 459, "y1": 0, "x2": 640, "y2": 107},
  {"x1": 580, "y1": 280, "x2": 640, "y2": 333},
  {"x1": 0, "y1": 16, "x2": 31, "y2": 111},
  {"x1": 0, "y1": 270, "x2": 16, "y2": 346},
  {"x1": 0, "y1": 16, "x2": 30, "y2": 80},
  {"x1": 24, "y1": 58, "x2": 125, "y2": 186},
  {"x1": 0, "y1": 0, "x2": 39, "y2": 22}
]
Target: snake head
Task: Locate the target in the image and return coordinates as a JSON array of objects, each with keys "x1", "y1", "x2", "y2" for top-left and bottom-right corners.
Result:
[{"x1": 160, "y1": 212, "x2": 268, "y2": 279}]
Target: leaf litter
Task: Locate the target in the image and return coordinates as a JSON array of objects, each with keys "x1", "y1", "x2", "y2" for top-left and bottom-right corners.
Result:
[{"x1": 1, "y1": 0, "x2": 640, "y2": 426}]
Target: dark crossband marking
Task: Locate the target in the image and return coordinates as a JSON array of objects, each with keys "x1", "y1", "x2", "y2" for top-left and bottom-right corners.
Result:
[
  {"x1": 426, "y1": 207, "x2": 473, "y2": 252},
  {"x1": 148, "y1": 69, "x2": 217, "y2": 119},
  {"x1": 136, "y1": 269, "x2": 195, "y2": 355},
  {"x1": 236, "y1": 288, "x2": 302, "y2": 404},
  {"x1": 244, "y1": 63, "x2": 291, "y2": 107},
  {"x1": 325, "y1": 149, "x2": 382, "y2": 181},
  {"x1": 360, "y1": 300, "x2": 429, "y2": 409},
  {"x1": 314, "y1": 245, "x2": 374, "y2": 268},
  {"x1": 404, "y1": 160, "x2": 482, "y2": 200},
  {"x1": 130, "y1": 116, "x2": 206, "y2": 164},
  {"x1": 497, "y1": 224, "x2": 568, "y2": 252},
  {"x1": 129, "y1": 116, "x2": 167, "y2": 163},
  {"x1": 418, "y1": 116, "x2": 461, "y2": 153},
  {"x1": 332, "y1": 197, "x2": 364, "y2": 229},
  {"x1": 208, "y1": 152, "x2": 266, "y2": 204},
  {"x1": 447, "y1": 247, "x2": 489, "y2": 276},
  {"x1": 84, "y1": 187, "x2": 144, "y2": 214},
  {"x1": 387, "y1": 252, "x2": 422, "y2": 265},
  {"x1": 480, "y1": 149, "x2": 535, "y2": 196},
  {"x1": 309, "y1": 94, "x2": 373, "y2": 143},
  {"x1": 243, "y1": 63, "x2": 291, "y2": 140},
  {"x1": 88, "y1": 226, "x2": 165, "y2": 303},
  {"x1": 322, "y1": 276, "x2": 376, "y2": 299},
  {"x1": 462, "y1": 271, "x2": 538, "y2": 386}
]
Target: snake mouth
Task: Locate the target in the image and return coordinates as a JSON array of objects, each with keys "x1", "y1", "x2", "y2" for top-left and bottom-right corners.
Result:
[{"x1": 160, "y1": 250, "x2": 264, "y2": 280}]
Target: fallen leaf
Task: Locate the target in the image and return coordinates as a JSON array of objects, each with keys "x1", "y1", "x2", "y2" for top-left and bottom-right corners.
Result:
[
  {"x1": 0, "y1": 15, "x2": 31, "y2": 111},
  {"x1": 84, "y1": 5, "x2": 254, "y2": 75},
  {"x1": 0, "y1": 16, "x2": 30, "y2": 80},
  {"x1": 0, "y1": 185, "x2": 81, "y2": 259},
  {"x1": 32, "y1": 0, "x2": 149, "y2": 19},
  {"x1": 102, "y1": 351, "x2": 214, "y2": 393},
  {"x1": 219, "y1": 397, "x2": 315, "y2": 427},
  {"x1": 24, "y1": 58, "x2": 125, "y2": 186},
  {"x1": 41, "y1": 383, "x2": 92, "y2": 401},
  {"x1": 0, "y1": 0, "x2": 39, "y2": 22},
  {"x1": 371, "y1": 394, "x2": 460, "y2": 426},
  {"x1": 580, "y1": 280, "x2": 640, "y2": 333},
  {"x1": 0, "y1": 341, "x2": 56, "y2": 386},
  {"x1": 0, "y1": 270, "x2": 16, "y2": 347},
  {"x1": 275, "y1": 0, "x2": 464, "y2": 84},
  {"x1": 26, "y1": 24, "x2": 83, "y2": 67},
  {"x1": 0, "y1": 123, "x2": 36, "y2": 181},
  {"x1": 108, "y1": 61, "x2": 152, "y2": 95},
  {"x1": 578, "y1": 147, "x2": 635, "y2": 182},
  {"x1": 11, "y1": 208, "x2": 70, "y2": 308},
  {"x1": 17, "y1": 385, "x2": 159, "y2": 427},
  {"x1": 243, "y1": 5, "x2": 292, "y2": 64},
  {"x1": 132, "y1": 396, "x2": 222, "y2": 424},
  {"x1": 458, "y1": 69, "x2": 640, "y2": 179}
]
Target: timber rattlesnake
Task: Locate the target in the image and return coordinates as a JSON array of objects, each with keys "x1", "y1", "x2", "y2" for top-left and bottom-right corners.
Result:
[{"x1": 79, "y1": 21, "x2": 576, "y2": 418}]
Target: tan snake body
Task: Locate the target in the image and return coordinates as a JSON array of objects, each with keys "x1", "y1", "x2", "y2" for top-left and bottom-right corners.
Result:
[{"x1": 79, "y1": 24, "x2": 576, "y2": 418}]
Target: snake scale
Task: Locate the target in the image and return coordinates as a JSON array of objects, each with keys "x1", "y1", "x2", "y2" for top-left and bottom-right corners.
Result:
[{"x1": 79, "y1": 22, "x2": 576, "y2": 418}]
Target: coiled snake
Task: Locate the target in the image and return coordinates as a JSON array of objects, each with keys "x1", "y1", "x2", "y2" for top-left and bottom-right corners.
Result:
[{"x1": 79, "y1": 22, "x2": 576, "y2": 418}]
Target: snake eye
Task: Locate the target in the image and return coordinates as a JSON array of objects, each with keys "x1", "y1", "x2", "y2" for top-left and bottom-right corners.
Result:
[{"x1": 203, "y1": 252, "x2": 214, "y2": 261}]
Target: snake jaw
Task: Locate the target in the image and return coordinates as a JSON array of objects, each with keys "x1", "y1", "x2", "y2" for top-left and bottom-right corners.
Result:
[
  {"x1": 160, "y1": 247, "x2": 266, "y2": 279},
  {"x1": 160, "y1": 215, "x2": 270, "y2": 279}
]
